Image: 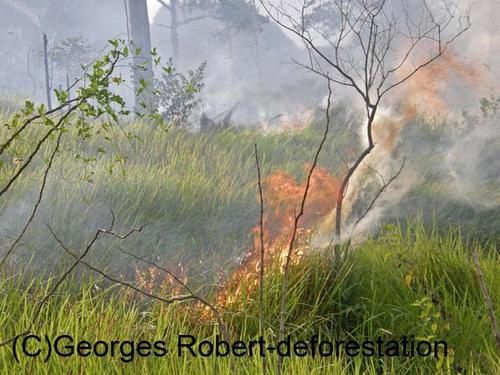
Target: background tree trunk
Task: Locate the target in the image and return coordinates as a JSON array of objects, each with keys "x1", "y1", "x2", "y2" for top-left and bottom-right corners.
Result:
[
  {"x1": 171, "y1": 0, "x2": 179, "y2": 63},
  {"x1": 43, "y1": 33, "x2": 52, "y2": 110},
  {"x1": 126, "y1": 0, "x2": 155, "y2": 114}
]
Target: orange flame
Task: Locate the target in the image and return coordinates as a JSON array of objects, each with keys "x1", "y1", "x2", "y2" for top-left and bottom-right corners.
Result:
[
  {"x1": 217, "y1": 49, "x2": 486, "y2": 305},
  {"x1": 215, "y1": 166, "x2": 341, "y2": 308},
  {"x1": 150, "y1": 48, "x2": 488, "y2": 318}
]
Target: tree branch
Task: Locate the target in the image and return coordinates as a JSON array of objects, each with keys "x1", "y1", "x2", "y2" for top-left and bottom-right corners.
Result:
[
  {"x1": 254, "y1": 143, "x2": 267, "y2": 375},
  {"x1": 277, "y1": 81, "x2": 332, "y2": 375},
  {"x1": 352, "y1": 157, "x2": 406, "y2": 232},
  {"x1": 0, "y1": 131, "x2": 64, "y2": 267}
]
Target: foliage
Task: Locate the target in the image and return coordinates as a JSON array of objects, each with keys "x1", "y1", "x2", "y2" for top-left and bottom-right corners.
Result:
[
  {"x1": 153, "y1": 60, "x2": 206, "y2": 127},
  {"x1": 1, "y1": 38, "x2": 132, "y2": 186}
]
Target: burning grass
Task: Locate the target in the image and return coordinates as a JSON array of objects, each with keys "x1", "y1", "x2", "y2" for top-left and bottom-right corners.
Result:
[
  {"x1": 0, "y1": 223, "x2": 498, "y2": 373},
  {"x1": 216, "y1": 165, "x2": 341, "y2": 308}
]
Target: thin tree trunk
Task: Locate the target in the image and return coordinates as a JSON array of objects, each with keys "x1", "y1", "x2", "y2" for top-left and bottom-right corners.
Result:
[
  {"x1": 251, "y1": 0, "x2": 261, "y2": 81},
  {"x1": 123, "y1": 0, "x2": 131, "y2": 42},
  {"x1": 42, "y1": 33, "x2": 52, "y2": 110},
  {"x1": 66, "y1": 72, "x2": 71, "y2": 113},
  {"x1": 26, "y1": 48, "x2": 37, "y2": 98},
  {"x1": 126, "y1": 0, "x2": 155, "y2": 114},
  {"x1": 334, "y1": 106, "x2": 377, "y2": 254},
  {"x1": 171, "y1": 0, "x2": 179, "y2": 63}
]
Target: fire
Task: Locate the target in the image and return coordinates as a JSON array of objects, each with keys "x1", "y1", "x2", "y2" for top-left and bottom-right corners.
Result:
[
  {"x1": 215, "y1": 165, "x2": 341, "y2": 308},
  {"x1": 131, "y1": 262, "x2": 188, "y2": 300},
  {"x1": 136, "y1": 49, "x2": 487, "y2": 318},
  {"x1": 217, "y1": 47, "x2": 486, "y2": 310}
]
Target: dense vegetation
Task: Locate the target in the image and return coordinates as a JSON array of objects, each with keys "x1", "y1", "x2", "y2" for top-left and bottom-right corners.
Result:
[
  {"x1": 0, "y1": 101, "x2": 498, "y2": 373},
  {"x1": 0, "y1": 224, "x2": 498, "y2": 373}
]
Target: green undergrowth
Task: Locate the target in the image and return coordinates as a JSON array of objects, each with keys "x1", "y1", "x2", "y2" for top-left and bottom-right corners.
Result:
[{"x1": 0, "y1": 224, "x2": 498, "y2": 373}]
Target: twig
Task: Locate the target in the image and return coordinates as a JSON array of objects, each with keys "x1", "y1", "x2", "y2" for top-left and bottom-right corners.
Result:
[
  {"x1": 472, "y1": 247, "x2": 500, "y2": 351},
  {"x1": 50, "y1": 228, "x2": 192, "y2": 306},
  {"x1": 0, "y1": 213, "x2": 109, "y2": 346},
  {"x1": 0, "y1": 131, "x2": 64, "y2": 267},
  {"x1": 351, "y1": 157, "x2": 406, "y2": 232},
  {"x1": 254, "y1": 143, "x2": 266, "y2": 375},
  {"x1": 0, "y1": 96, "x2": 80, "y2": 157},
  {"x1": 0, "y1": 211, "x2": 140, "y2": 348},
  {"x1": 116, "y1": 246, "x2": 229, "y2": 342},
  {"x1": 277, "y1": 81, "x2": 332, "y2": 375},
  {"x1": 156, "y1": 0, "x2": 171, "y2": 11},
  {"x1": 0, "y1": 54, "x2": 121, "y2": 198}
]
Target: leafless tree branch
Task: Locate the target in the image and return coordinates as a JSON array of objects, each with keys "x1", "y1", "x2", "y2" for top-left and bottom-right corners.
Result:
[
  {"x1": 254, "y1": 143, "x2": 267, "y2": 375},
  {"x1": 156, "y1": 0, "x2": 171, "y2": 11},
  {"x1": 115, "y1": 246, "x2": 229, "y2": 341},
  {"x1": 0, "y1": 211, "x2": 132, "y2": 347},
  {"x1": 352, "y1": 156, "x2": 406, "y2": 232},
  {"x1": 0, "y1": 131, "x2": 64, "y2": 267}
]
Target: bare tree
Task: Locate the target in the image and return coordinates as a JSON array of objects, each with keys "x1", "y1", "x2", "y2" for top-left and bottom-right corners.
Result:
[
  {"x1": 156, "y1": 0, "x2": 180, "y2": 62},
  {"x1": 155, "y1": 0, "x2": 219, "y2": 63},
  {"x1": 259, "y1": 0, "x2": 470, "y2": 246}
]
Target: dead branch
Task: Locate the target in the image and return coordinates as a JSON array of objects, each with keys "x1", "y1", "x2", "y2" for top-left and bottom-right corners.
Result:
[
  {"x1": 472, "y1": 247, "x2": 500, "y2": 351},
  {"x1": 0, "y1": 131, "x2": 64, "y2": 267},
  {"x1": 277, "y1": 80, "x2": 332, "y2": 375},
  {"x1": 50, "y1": 229, "x2": 192, "y2": 304},
  {"x1": 156, "y1": 0, "x2": 171, "y2": 11},
  {"x1": 254, "y1": 143, "x2": 266, "y2": 375},
  {"x1": 0, "y1": 212, "x2": 117, "y2": 346},
  {"x1": 115, "y1": 246, "x2": 229, "y2": 342},
  {"x1": 352, "y1": 156, "x2": 406, "y2": 231}
]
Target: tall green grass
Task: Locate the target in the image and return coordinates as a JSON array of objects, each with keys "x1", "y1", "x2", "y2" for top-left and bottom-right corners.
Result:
[
  {"x1": 0, "y1": 223, "x2": 498, "y2": 373},
  {"x1": 1, "y1": 108, "x2": 499, "y2": 373},
  {"x1": 0, "y1": 111, "x2": 352, "y2": 278}
]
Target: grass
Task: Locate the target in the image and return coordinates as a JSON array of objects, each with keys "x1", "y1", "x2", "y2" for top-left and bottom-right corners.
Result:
[
  {"x1": 0, "y1": 224, "x2": 498, "y2": 373},
  {"x1": 0, "y1": 107, "x2": 499, "y2": 373},
  {"x1": 0, "y1": 109, "x2": 353, "y2": 277}
]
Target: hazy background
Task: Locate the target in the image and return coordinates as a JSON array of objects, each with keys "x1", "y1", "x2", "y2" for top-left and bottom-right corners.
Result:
[{"x1": 1, "y1": 0, "x2": 498, "y2": 123}]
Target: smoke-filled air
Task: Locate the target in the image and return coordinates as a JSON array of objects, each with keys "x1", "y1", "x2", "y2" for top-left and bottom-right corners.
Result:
[{"x1": 0, "y1": 0, "x2": 499, "y2": 373}]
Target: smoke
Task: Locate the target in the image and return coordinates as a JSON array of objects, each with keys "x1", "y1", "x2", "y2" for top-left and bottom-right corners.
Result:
[
  {"x1": 150, "y1": 5, "x2": 324, "y2": 125},
  {"x1": 0, "y1": 0, "x2": 499, "y2": 277},
  {"x1": 447, "y1": 120, "x2": 500, "y2": 208}
]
